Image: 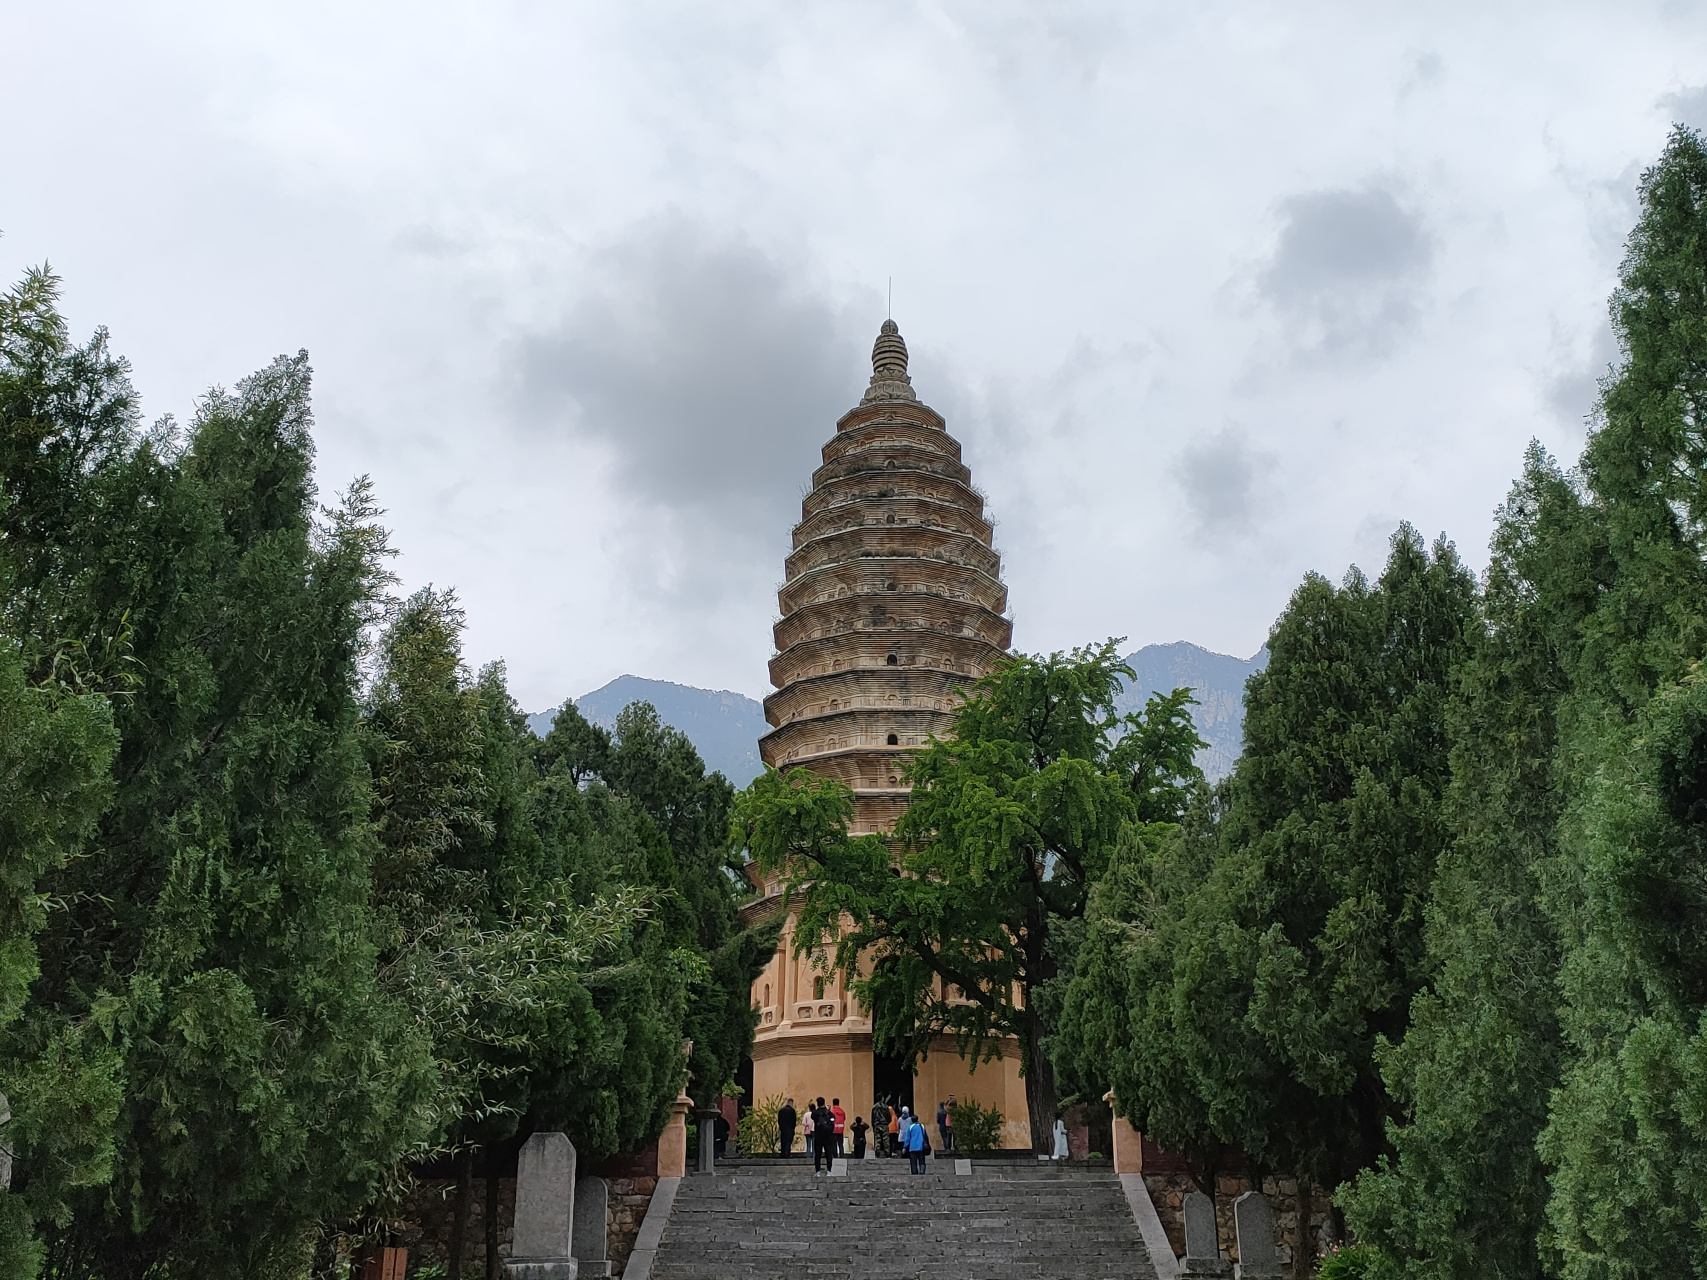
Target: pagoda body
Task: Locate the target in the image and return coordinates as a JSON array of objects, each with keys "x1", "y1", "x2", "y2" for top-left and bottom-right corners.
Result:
[{"x1": 742, "y1": 321, "x2": 1029, "y2": 1146}]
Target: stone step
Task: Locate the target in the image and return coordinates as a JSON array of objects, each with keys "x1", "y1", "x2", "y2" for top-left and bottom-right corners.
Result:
[{"x1": 648, "y1": 1162, "x2": 1158, "y2": 1280}]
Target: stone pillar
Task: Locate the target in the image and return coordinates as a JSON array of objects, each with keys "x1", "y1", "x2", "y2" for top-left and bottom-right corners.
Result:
[
  {"x1": 1103, "y1": 1090, "x2": 1144, "y2": 1175},
  {"x1": 573, "y1": 1177, "x2": 610, "y2": 1278},
  {"x1": 694, "y1": 1109, "x2": 720, "y2": 1174},
  {"x1": 657, "y1": 1094, "x2": 691, "y2": 1179},
  {"x1": 1183, "y1": 1190, "x2": 1231, "y2": 1277},
  {"x1": 504, "y1": 1132, "x2": 577, "y2": 1280},
  {"x1": 1232, "y1": 1191, "x2": 1283, "y2": 1280}
]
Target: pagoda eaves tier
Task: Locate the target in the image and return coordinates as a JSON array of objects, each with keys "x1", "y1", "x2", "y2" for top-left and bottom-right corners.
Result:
[{"x1": 759, "y1": 319, "x2": 1013, "y2": 837}]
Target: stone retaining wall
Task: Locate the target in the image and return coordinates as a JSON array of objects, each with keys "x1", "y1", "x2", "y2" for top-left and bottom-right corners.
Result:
[
  {"x1": 402, "y1": 1175, "x2": 517, "y2": 1273},
  {"x1": 1141, "y1": 1169, "x2": 1332, "y2": 1270},
  {"x1": 402, "y1": 1170, "x2": 659, "y2": 1277}
]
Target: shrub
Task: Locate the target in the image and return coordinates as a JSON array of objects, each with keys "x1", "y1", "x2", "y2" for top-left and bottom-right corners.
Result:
[
  {"x1": 947, "y1": 1099, "x2": 1004, "y2": 1153},
  {"x1": 1315, "y1": 1243, "x2": 1398, "y2": 1280},
  {"x1": 737, "y1": 1094, "x2": 785, "y2": 1156}
]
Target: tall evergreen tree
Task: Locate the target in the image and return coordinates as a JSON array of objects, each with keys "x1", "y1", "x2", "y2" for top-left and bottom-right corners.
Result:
[
  {"x1": 14, "y1": 345, "x2": 437, "y2": 1278},
  {"x1": 1530, "y1": 125, "x2": 1707, "y2": 1280},
  {"x1": 1060, "y1": 528, "x2": 1475, "y2": 1269},
  {"x1": 0, "y1": 269, "x2": 130, "y2": 1277},
  {"x1": 1341, "y1": 450, "x2": 1596, "y2": 1278}
]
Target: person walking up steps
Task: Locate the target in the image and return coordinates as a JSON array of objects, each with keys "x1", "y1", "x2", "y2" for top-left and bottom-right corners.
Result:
[
  {"x1": 870, "y1": 1098, "x2": 890, "y2": 1158},
  {"x1": 778, "y1": 1098, "x2": 797, "y2": 1157},
  {"x1": 813, "y1": 1098, "x2": 836, "y2": 1175},
  {"x1": 905, "y1": 1110, "x2": 930, "y2": 1174}
]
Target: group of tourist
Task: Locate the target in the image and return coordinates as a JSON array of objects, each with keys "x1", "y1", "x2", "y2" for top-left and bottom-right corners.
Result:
[{"x1": 774, "y1": 1095, "x2": 956, "y2": 1175}]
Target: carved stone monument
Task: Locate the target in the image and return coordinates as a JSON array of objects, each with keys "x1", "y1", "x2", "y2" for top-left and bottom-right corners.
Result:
[
  {"x1": 1182, "y1": 1190, "x2": 1231, "y2": 1277},
  {"x1": 1232, "y1": 1191, "x2": 1283, "y2": 1280},
  {"x1": 573, "y1": 1177, "x2": 610, "y2": 1278},
  {"x1": 504, "y1": 1132, "x2": 577, "y2": 1280},
  {"x1": 0, "y1": 1092, "x2": 11, "y2": 1191}
]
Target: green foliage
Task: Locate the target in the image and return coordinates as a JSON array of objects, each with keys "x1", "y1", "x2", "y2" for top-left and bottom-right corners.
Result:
[
  {"x1": 1109, "y1": 687, "x2": 1208, "y2": 824},
  {"x1": 0, "y1": 266, "x2": 763, "y2": 1271},
  {"x1": 736, "y1": 641, "x2": 1205, "y2": 1150},
  {"x1": 1317, "y1": 1243, "x2": 1400, "y2": 1280},
  {"x1": 737, "y1": 1094, "x2": 783, "y2": 1156},
  {"x1": 1057, "y1": 527, "x2": 1476, "y2": 1201},
  {"x1": 1341, "y1": 449, "x2": 1584, "y2": 1279},
  {"x1": 947, "y1": 1099, "x2": 1004, "y2": 1154},
  {"x1": 1526, "y1": 127, "x2": 1707, "y2": 1280}
]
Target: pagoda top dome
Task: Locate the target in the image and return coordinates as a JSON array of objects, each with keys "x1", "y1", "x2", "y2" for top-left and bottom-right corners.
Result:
[{"x1": 862, "y1": 318, "x2": 917, "y2": 405}]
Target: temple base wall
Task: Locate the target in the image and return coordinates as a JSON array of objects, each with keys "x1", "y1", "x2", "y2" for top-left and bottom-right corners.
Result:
[{"x1": 750, "y1": 1028, "x2": 1030, "y2": 1150}]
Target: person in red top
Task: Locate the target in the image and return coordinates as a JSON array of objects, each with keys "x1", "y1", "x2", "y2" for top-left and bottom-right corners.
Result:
[{"x1": 831, "y1": 1098, "x2": 847, "y2": 1158}]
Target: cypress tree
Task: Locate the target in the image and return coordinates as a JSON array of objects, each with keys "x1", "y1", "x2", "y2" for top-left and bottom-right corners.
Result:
[
  {"x1": 1532, "y1": 125, "x2": 1707, "y2": 1279},
  {"x1": 1342, "y1": 450, "x2": 1597, "y2": 1277},
  {"x1": 22, "y1": 351, "x2": 437, "y2": 1278}
]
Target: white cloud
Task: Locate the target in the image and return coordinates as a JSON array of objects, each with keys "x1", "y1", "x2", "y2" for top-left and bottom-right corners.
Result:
[{"x1": 0, "y1": 0, "x2": 1698, "y2": 708}]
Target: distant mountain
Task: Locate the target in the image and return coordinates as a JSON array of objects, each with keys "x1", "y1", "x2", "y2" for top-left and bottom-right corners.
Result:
[
  {"x1": 528, "y1": 676, "x2": 767, "y2": 785},
  {"x1": 1115, "y1": 641, "x2": 1268, "y2": 782},
  {"x1": 530, "y1": 642, "x2": 1265, "y2": 791}
]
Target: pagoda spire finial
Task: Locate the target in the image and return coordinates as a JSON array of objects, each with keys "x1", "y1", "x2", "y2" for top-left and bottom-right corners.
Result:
[{"x1": 862, "y1": 318, "x2": 916, "y2": 404}]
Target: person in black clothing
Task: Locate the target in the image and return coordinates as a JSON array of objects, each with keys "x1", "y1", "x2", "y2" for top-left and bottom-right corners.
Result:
[
  {"x1": 813, "y1": 1097, "x2": 836, "y2": 1174},
  {"x1": 714, "y1": 1110, "x2": 730, "y2": 1159},
  {"x1": 851, "y1": 1115, "x2": 869, "y2": 1160},
  {"x1": 778, "y1": 1098, "x2": 797, "y2": 1157}
]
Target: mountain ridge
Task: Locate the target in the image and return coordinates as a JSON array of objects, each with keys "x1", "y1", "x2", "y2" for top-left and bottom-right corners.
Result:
[{"x1": 528, "y1": 642, "x2": 1266, "y2": 786}]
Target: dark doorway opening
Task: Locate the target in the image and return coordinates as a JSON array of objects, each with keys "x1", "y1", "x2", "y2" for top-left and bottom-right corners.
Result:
[
  {"x1": 735, "y1": 1055, "x2": 755, "y2": 1117},
  {"x1": 873, "y1": 1051, "x2": 914, "y2": 1115}
]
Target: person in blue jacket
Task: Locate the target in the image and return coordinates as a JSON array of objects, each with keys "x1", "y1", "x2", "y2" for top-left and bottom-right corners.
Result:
[{"x1": 905, "y1": 1111, "x2": 930, "y2": 1174}]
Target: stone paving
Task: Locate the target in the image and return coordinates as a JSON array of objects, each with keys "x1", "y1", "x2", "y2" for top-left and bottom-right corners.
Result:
[{"x1": 649, "y1": 1157, "x2": 1160, "y2": 1280}]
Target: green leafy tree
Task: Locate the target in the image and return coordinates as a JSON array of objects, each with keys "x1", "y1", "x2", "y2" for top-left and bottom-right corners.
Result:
[
  {"x1": 362, "y1": 599, "x2": 698, "y2": 1275},
  {"x1": 0, "y1": 268, "x2": 131, "y2": 1276},
  {"x1": 1191, "y1": 530, "x2": 1473, "y2": 1218},
  {"x1": 1053, "y1": 805, "x2": 1235, "y2": 1192},
  {"x1": 1341, "y1": 450, "x2": 1593, "y2": 1278},
  {"x1": 1529, "y1": 125, "x2": 1707, "y2": 1280},
  {"x1": 1061, "y1": 528, "x2": 1475, "y2": 1267},
  {"x1": 11, "y1": 339, "x2": 437, "y2": 1278},
  {"x1": 735, "y1": 641, "x2": 1204, "y2": 1150},
  {"x1": 0, "y1": 647, "x2": 120, "y2": 1275}
]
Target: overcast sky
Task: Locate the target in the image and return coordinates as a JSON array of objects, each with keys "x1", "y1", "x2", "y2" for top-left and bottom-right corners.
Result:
[{"x1": 4, "y1": 3, "x2": 1703, "y2": 711}]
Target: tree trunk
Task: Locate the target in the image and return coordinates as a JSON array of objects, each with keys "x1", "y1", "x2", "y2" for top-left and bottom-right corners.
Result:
[
  {"x1": 1293, "y1": 1176, "x2": 1312, "y2": 1280},
  {"x1": 485, "y1": 1156, "x2": 500, "y2": 1280},
  {"x1": 1023, "y1": 996, "x2": 1058, "y2": 1151},
  {"x1": 449, "y1": 1146, "x2": 471, "y2": 1280}
]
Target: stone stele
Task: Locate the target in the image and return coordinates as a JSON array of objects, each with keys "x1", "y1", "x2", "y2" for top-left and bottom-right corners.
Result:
[
  {"x1": 504, "y1": 1132, "x2": 577, "y2": 1280},
  {"x1": 1232, "y1": 1190, "x2": 1283, "y2": 1280},
  {"x1": 1182, "y1": 1189, "x2": 1231, "y2": 1277},
  {"x1": 573, "y1": 1177, "x2": 610, "y2": 1278}
]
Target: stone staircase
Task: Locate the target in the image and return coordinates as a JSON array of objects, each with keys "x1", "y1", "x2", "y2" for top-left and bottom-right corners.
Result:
[{"x1": 648, "y1": 1157, "x2": 1159, "y2": 1280}]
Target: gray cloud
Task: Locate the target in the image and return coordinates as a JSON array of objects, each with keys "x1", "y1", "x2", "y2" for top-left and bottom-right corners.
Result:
[
  {"x1": 1400, "y1": 50, "x2": 1444, "y2": 97},
  {"x1": 514, "y1": 218, "x2": 872, "y2": 515},
  {"x1": 1658, "y1": 84, "x2": 1707, "y2": 129},
  {"x1": 509, "y1": 218, "x2": 875, "y2": 606},
  {"x1": 1258, "y1": 186, "x2": 1433, "y2": 359},
  {"x1": 1174, "y1": 425, "x2": 1273, "y2": 540}
]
